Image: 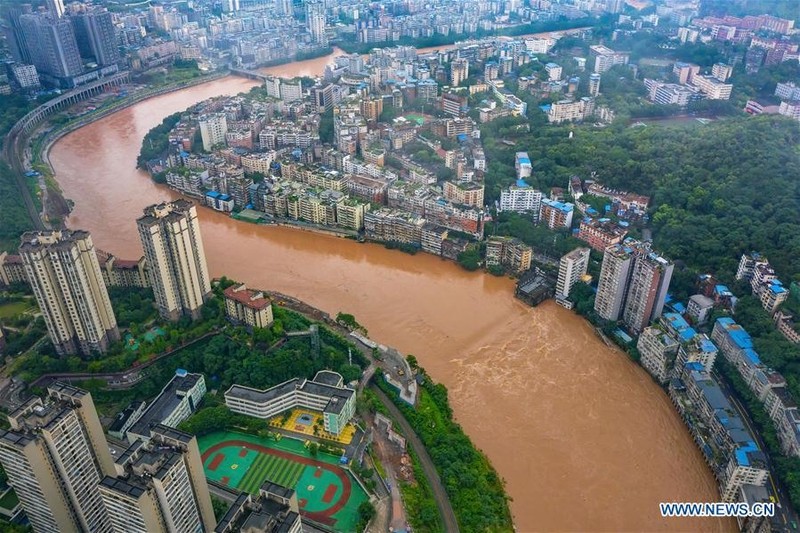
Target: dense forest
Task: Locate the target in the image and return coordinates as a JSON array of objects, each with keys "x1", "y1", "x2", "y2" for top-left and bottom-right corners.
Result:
[{"x1": 482, "y1": 114, "x2": 800, "y2": 284}]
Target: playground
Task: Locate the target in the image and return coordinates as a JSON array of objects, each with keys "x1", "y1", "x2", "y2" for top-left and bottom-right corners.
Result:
[
  {"x1": 124, "y1": 327, "x2": 166, "y2": 351},
  {"x1": 269, "y1": 408, "x2": 357, "y2": 445},
  {"x1": 198, "y1": 431, "x2": 368, "y2": 532}
]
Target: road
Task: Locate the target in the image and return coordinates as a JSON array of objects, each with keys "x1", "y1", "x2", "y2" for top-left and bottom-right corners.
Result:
[
  {"x1": 371, "y1": 385, "x2": 460, "y2": 533},
  {"x1": 714, "y1": 370, "x2": 798, "y2": 529}
]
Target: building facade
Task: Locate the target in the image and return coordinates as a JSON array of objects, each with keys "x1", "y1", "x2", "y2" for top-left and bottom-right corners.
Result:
[
  {"x1": 0, "y1": 383, "x2": 116, "y2": 532},
  {"x1": 137, "y1": 201, "x2": 212, "y2": 321},
  {"x1": 223, "y1": 284, "x2": 274, "y2": 328},
  {"x1": 556, "y1": 247, "x2": 590, "y2": 299},
  {"x1": 19, "y1": 230, "x2": 119, "y2": 356}
]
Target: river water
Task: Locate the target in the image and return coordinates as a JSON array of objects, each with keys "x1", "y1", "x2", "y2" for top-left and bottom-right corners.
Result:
[{"x1": 48, "y1": 50, "x2": 733, "y2": 532}]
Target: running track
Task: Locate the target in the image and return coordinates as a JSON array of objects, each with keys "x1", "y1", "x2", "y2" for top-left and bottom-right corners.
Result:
[{"x1": 201, "y1": 439, "x2": 352, "y2": 525}]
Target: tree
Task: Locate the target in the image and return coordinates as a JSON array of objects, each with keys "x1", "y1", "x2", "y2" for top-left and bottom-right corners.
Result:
[{"x1": 357, "y1": 501, "x2": 376, "y2": 525}]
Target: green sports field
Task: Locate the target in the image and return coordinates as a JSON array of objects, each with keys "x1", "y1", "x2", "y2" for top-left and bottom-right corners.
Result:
[{"x1": 198, "y1": 431, "x2": 368, "y2": 532}]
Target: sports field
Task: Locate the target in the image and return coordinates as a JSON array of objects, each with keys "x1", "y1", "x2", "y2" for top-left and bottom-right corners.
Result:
[{"x1": 198, "y1": 431, "x2": 368, "y2": 532}]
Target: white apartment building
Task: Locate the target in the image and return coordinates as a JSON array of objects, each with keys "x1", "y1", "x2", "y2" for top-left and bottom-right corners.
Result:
[
  {"x1": 19, "y1": 230, "x2": 119, "y2": 356},
  {"x1": 556, "y1": 247, "x2": 590, "y2": 299},
  {"x1": 691, "y1": 75, "x2": 733, "y2": 100},
  {"x1": 198, "y1": 113, "x2": 228, "y2": 151},
  {"x1": 137, "y1": 200, "x2": 212, "y2": 321}
]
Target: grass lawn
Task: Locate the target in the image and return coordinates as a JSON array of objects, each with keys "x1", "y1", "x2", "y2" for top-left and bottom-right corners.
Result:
[{"x1": 0, "y1": 301, "x2": 32, "y2": 319}]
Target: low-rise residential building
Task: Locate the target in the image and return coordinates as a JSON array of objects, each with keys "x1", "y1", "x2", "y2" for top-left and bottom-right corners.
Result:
[
  {"x1": 539, "y1": 199, "x2": 574, "y2": 229},
  {"x1": 547, "y1": 98, "x2": 594, "y2": 123},
  {"x1": 774, "y1": 311, "x2": 800, "y2": 344},
  {"x1": 673, "y1": 62, "x2": 700, "y2": 85},
  {"x1": 670, "y1": 367, "x2": 769, "y2": 502},
  {"x1": 0, "y1": 252, "x2": 27, "y2": 285},
  {"x1": 485, "y1": 237, "x2": 532, "y2": 274},
  {"x1": 577, "y1": 218, "x2": 627, "y2": 252},
  {"x1": 225, "y1": 371, "x2": 355, "y2": 436},
  {"x1": 443, "y1": 180, "x2": 484, "y2": 207},
  {"x1": 96, "y1": 250, "x2": 149, "y2": 288},
  {"x1": 223, "y1": 284, "x2": 274, "y2": 329},
  {"x1": 515, "y1": 152, "x2": 532, "y2": 179},
  {"x1": 364, "y1": 209, "x2": 425, "y2": 245},
  {"x1": 420, "y1": 224, "x2": 448, "y2": 256},
  {"x1": 691, "y1": 75, "x2": 733, "y2": 100},
  {"x1": 638, "y1": 327, "x2": 680, "y2": 384},
  {"x1": 686, "y1": 294, "x2": 714, "y2": 325},
  {"x1": 674, "y1": 334, "x2": 718, "y2": 376},
  {"x1": 590, "y1": 45, "x2": 629, "y2": 73}
]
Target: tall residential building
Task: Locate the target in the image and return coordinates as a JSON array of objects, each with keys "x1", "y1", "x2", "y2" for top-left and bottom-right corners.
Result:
[
  {"x1": 137, "y1": 200, "x2": 212, "y2": 321},
  {"x1": 0, "y1": 383, "x2": 116, "y2": 532},
  {"x1": 556, "y1": 247, "x2": 590, "y2": 299},
  {"x1": 19, "y1": 13, "x2": 83, "y2": 87},
  {"x1": 588, "y1": 73, "x2": 601, "y2": 96},
  {"x1": 19, "y1": 230, "x2": 119, "y2": 356},
  {"x1": 539, "y1": 199, "x2": 574, "y2": 229},
  {"x1": 450, "y1": 57, "x2": 469, "y2": 86},
  {"x1": 3, "y1": 4, "x2": 34, "y2": 64},
  {"x1": 306, "y1": 1, "x2": 327, "y2": 46},
  {"x1": 594, "y1": 242, "x2": 634, "y2": 321},
  {"x1": 622, "y1": 245, "x2": 674, "y2": 335},
  {"x1": 198, "y1": 113, "x2": 228, "y2": 151},
  {"x1": 47, "y1": 0, "x2": 65, "y2": 18},
  {"x1": 73, "y1": 9, "x2": 119, "y2": 67},
  {"x1": 98, "y1": 425, "x2": 216, "y2": 533}
]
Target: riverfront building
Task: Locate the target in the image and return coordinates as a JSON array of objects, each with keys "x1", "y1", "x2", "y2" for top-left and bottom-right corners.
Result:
[
  {"x1": 226, "y1": 371, "x2": 356, "y2": 436},
  {"x1": 556, "y1": 247, "x2": 590, "y2": 300},
  {"x1": 638, "y1": 326, "x2": 680, "y2": 384},
  {"x1": 595, "y1": 243, "x2": 634, "y2": 321},
  {"x1": 594, "y1": 239, "x2": 673, "y2": 334},
  {"x1": 223, "y1": 283, "x2": 274, "y2": 328},
  {"x1": 0, "y1": 252, "x2": 27, "y2": 285},
  {"x1": 485, "y1": 237, "x2": 532, "y2": 274},
  {"x1": 137, "y1": 200, "x2": 212, "y2": 321},
  {"x1": 0, "y1": 383, "x2": 116, "y2": 532},
  {"x1": 19, "y1": 230, "x2": 119, "y2": 356},
  {"x1": 622, "y1": 245, "x2": 674, "y2": 335},
  {"x1": 99, "y1": 425, "x2": 216, "y2": 533}
]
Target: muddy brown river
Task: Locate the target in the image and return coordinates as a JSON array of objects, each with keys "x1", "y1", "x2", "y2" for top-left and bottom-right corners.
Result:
[{"x1": 48, "y1": 49, "x2": 733, "y2": 532}]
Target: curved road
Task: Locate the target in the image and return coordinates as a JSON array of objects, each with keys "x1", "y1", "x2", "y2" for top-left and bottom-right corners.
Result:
[{"x1": 371, "y1": 385, "x2": 460, "y2": 533}]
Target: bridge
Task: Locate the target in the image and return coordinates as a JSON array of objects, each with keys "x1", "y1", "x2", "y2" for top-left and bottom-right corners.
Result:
[
  {"x1": 12, "y1": 72, "x2": 131, "y2": 135},
  {"x1": 229, "y1": 67, "x2": 270, "y2": 82}
]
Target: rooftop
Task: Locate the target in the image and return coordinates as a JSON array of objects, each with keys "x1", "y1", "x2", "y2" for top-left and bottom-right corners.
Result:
[{"x1": 128, "y1": 371, "x2": 204, "y2": 439}]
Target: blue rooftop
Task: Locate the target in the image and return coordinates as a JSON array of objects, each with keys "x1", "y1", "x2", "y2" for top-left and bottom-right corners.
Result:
[
  {"x1": 542, "y1": 199, "x2": 573, "y2": 213},
  {"x1": 734, "y1": 441, "x2": 760, "y2": 467},
  {"x1": 699, "y1": 339, "x2": 717, "y2": 353},
  {"x1": 515, "y1": 179, "x2": 529, "y2": 188},
  {"x1": 715, "y1": 285, "x2": 732, "y2": 296},
  {"x1": 206, "y1": 191, "x2": 220, "y2": 198}
]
